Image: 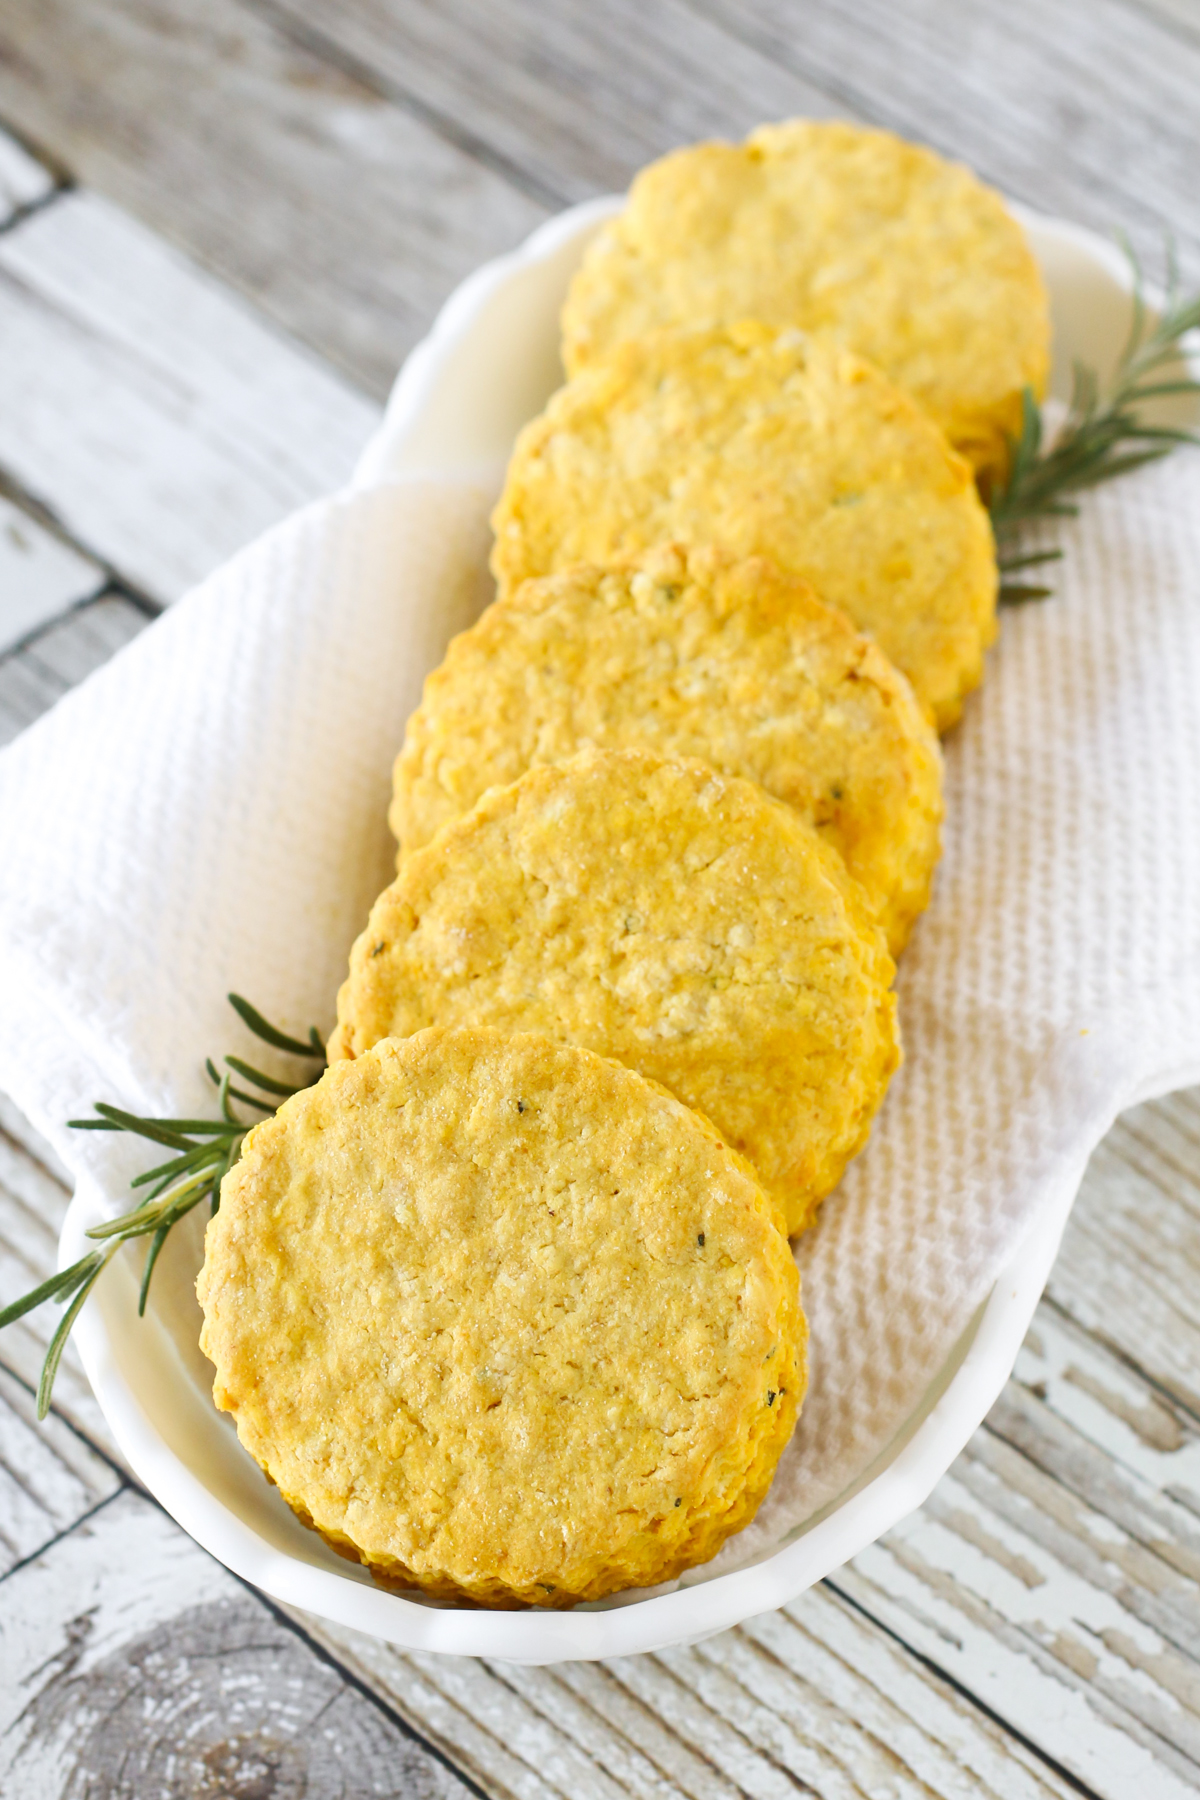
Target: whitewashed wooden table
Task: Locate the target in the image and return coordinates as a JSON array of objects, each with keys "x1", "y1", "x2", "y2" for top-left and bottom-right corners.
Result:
[{"x1": 1, "y1": 4, "x2": 1199, "y2": 1795}]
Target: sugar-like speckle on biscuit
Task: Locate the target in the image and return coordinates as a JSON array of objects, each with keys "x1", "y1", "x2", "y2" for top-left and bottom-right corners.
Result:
[
  {"x1": 335, "y1": 747, "x2": 900, "y2": 1234},
  {"x1": 198, "y1": 1026, "x2": 806, "y2": 1607},
  {"x1": 392, "y1": 545, "x2": 943, "y2": 952},
  {"x1": 492, "y1": 323, "x2": 998, "y2": 730},
  {"x1": 561, "y1": 117, "x2": 1049, "y2": 487}
]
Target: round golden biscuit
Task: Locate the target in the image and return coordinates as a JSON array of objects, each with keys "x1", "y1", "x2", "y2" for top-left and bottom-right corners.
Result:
[
  {"x1": 491, "y1": 322, "x2": 998, "y2": 730},
  {"x1": 197, "y1": 1027, "x2": 805, "y2": 1608},
  {"x1": 333, "y1": 748, "x2": 899, "y2": 1235},
  {"x1": 561, "y1": 118, "x2": 1050, "y2": 487},
  {"x1": 392, "y1": 545, "x2": 943, "y2": 953}
]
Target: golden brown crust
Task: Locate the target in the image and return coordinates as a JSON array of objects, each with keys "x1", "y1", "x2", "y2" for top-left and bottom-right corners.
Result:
[
  {"x1": 561, "y1": 118, "x2": 1050, "y2": 486},
  {"x1": 197, "y1": 1027, "x2": 805, "y2": 1607},
  {"x1": 491, "y1": 323, "x2": 998, "y2": 730},
  {"x1": 391, "y1": 546, "x2": 943, "y2": 952},
  {"x1": 336, "y1": 747, "x2": 900, "y2": 1234}
]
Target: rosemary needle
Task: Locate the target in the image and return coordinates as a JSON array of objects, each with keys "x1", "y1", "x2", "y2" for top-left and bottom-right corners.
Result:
[
  {"x1": 990, "y1": 241, "x2": 1200, "y2": 603},
  {"x1": 0, "y1": 993, "x2": 327, "y2": 1418}
]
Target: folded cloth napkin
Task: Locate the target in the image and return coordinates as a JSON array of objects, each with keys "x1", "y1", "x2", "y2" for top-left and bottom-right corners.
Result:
[{"x1": 1, "y1": 459, "x2": 1198, "y2": 1569}]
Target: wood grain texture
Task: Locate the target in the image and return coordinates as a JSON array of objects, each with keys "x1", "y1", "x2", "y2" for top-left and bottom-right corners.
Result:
[
  {"x1": 0, "y1": 494, "x2": 106, "y2": 657},
  {"x1": 0, "y1": 1103, "x2": 120, "y2": 1460},
  {"x1": 1132, "y1": 0, "x2": 1200, "y2": 46},
  {"x1": 0, "y1": 1488, "x2": 479, "y2": 1800},
  {"x1": 0, "y1": 124, "x2": 54, "y2": 217},
  {"x1": 0, "y1": 0, "x2": 549, "y2": 395},
  {"x1": 260, "y1": 0, "x2": 845, "y2": 202},
  {"x1": 0, "y1": 594, "x2": 149, "y2": 749},
  {"x1": 0, "y1": 191, "x2": 379, "y2": 605},
  {"x1": 0, "y1": 1361, "x2": 119, "y2": 1576},
  {"x1": 694, "y1": 0, "x2": 1200, "y2": 275},
  {"x1": 304, "y1": 1577, "x2": 1081, "y2": 1798},
  {"x1": 1051, "y1": 1097, "x2": 1200, "y2": 1418}
]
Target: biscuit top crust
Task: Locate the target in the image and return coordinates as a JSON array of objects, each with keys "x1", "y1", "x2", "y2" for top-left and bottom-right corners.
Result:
[
  {"x1": 393, "y1": 545, "x2": 943, "y2": 953},
  {"x1": 197, "y1": 1027, "x2": 805, "y2": 1607},
  {"x1": 491, "y1": 323, "x2": 998, "y2": 731},
  {"x1": 561, "y1": 118, "x2": 1050, "y2": 485},
  {"x1": 335, "y1": 748, "x2": 900, "y2": 1235}
]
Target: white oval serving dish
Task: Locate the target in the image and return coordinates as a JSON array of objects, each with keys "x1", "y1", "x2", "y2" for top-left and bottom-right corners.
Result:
[{"x1": 62, "y1": 191, "x2": 1153, "y2": 1664}]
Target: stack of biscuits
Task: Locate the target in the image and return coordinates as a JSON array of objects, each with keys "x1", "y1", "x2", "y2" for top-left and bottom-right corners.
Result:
[{"x1": 198, "y1": 120, "x2": 1049, "y2": 1609}]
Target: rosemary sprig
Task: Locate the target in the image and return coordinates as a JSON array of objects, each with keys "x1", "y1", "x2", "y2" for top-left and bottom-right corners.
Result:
[
  {"x1": 0, "y1": 993, "x2": 326, "y2": 1418},
  {"x1": 990, "y1": 242, "x2": 1200, "y2": 602}
]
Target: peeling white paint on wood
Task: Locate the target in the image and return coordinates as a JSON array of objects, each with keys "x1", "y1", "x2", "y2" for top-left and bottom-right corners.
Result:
[
  {"x1": 844, "y1": 1454, "x2": 1200, "y2": 1800},
  {"x1": 746, "y1": 1595, "x2": 1077, "y2": 1800},
  {"x1": 1051, "y1": 1127, "x2": 1200, "y2": 1419},
  {"x1": 1007, "y1": 1306, "x2": 1200, "y2": 1534}
]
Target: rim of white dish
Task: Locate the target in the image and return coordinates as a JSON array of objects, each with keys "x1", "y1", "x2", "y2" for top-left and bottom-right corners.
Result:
[{"x1": 60, "y1": 194, "x2": 1175, "y2": 1663}]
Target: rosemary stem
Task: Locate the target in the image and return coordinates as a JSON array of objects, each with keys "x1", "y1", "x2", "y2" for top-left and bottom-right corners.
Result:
[{"x1": 0, "y1": 993, "x2": 328, "y2": 1418}]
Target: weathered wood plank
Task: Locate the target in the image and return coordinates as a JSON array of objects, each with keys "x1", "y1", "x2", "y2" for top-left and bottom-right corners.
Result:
[
  {"x1": 472, "y1": 1665, "x2": 684, "y2": 1800},
  {"x1": 0, "y1": 1091, "x2": 72, "y2": 1189},
  {"x1": 1049, "y1": 1120, "x2": 1200, "y2": 1420},
  {"x1": 1131, "y1": 0, "x2": 1200, "y2": 48},
  {"x1": 996, "y1": 1306, "x2": 1200, "y2": 1585},
  {"x1": 0, "y1": 191, "x2": 380, "y2": 605},
  {"x1": 403, "y1": 1650, "x2": 633, "y2": 1800},
  {"x1": 0, "y1": 593, "x2": 149, "y2": 749},
  {"x1": 0, "y1": 1487, "x2": 480, "y2": 1799},
  {"x1": 546, "y1": 1662, "x2": 749, "y2": 1800},
  {"x1": 0, "y1": 1362, "x2": 120, "y2": 1576},
  {"x1": 0, "y1": 650, "x2": 67, "y2": 750},
  {"x1": 695, "y1": 0, "x2": 1200, "y2": 274},
  {"x1": 0, "y1": 1110, "x2": 119, "y2": 1460},
  {"x1": 301, "y1": 1624, "x2": 758, "y2": 1800},
  {"x1": 302, "y1": 1573, "x2": 1080, "y2": 1798},
  {"x1": 0, "y1": 494, "x2": 106, "y2": 657},
  {"x1": 9, "y1": 591, "x2": 151, "y2": 691},
  {"x1": 263, "y1": 0, "x2": 844, "y2": 202},
  {"x1": 742, "y1": 1594, "x2": 1078, "y2": 1800},
  {"x1": 838, "y1": 1475, "x2": 1200, "y2": 1799},
  {"x1": 829, "y1": 1320, "x2": 1200, "y2": 1800},
  {"x1": 0, "y1": 125, "x2": 54, "y2": 218},
  {"x1": 0, "y1": 0, "x2": 549, "y2": 396}
]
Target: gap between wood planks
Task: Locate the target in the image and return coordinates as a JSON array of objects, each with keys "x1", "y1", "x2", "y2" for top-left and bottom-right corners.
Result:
[{"x1": 0, "y1": 0, "x2": 551, "y2": 397}]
